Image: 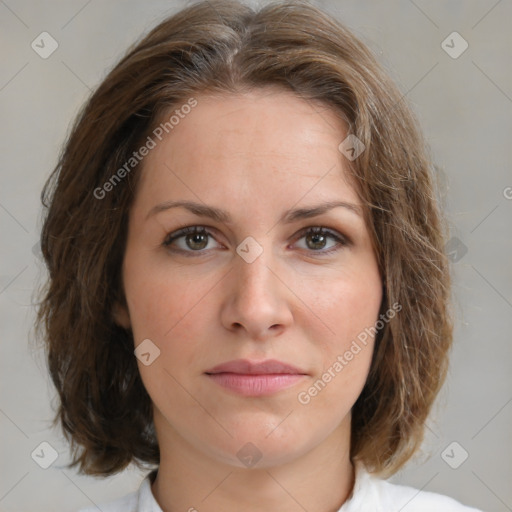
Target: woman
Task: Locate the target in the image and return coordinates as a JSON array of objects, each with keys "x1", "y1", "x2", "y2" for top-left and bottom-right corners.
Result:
[{"x1": 36, "y1": 1, "x2": 482, "y2": 510}]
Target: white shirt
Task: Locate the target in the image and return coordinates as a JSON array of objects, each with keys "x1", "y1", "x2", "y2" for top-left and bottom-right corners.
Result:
[{"x1": 77, "y1": 462, "x2": 483, "y2": 512}]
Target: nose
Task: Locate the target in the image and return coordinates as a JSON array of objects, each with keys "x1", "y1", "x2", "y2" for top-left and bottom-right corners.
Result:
[{"x1": 220, "y1": 247, "x2": 294, "y2": 341}]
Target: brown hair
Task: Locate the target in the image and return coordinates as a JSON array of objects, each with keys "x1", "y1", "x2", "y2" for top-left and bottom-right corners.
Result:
[{"x1": 35, "y1": 0, "x2": 452, "y2": 478}]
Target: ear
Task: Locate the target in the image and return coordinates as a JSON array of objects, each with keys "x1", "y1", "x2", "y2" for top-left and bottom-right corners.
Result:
[{"x1": 112, "y1": 301, "x2": 131, "y2": 329}]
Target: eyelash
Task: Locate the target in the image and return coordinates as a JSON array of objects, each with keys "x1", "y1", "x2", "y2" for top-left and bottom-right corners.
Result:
[{"x1": 162, "y1": 225, "x2": 349, "y2": 257}]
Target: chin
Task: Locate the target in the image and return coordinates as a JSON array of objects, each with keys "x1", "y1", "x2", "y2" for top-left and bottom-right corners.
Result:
[{"x1": 201, "y1": 418, "x2": 330, "y2": 470}]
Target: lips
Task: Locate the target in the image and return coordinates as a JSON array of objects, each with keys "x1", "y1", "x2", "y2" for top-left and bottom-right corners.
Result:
[
  {"x1": 205, "y1": 359, "x2": 308, "y2": 396},
  {"x1": 205, "y1": 359, "x2": 307, "y2": 375}
]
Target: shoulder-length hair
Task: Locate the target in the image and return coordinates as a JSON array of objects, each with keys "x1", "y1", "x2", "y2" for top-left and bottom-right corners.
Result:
[{"x1": 36, "y1": 0, "x2": 452, "y2": 478}]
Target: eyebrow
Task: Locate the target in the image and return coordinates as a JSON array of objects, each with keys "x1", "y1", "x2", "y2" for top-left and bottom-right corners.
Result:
[{"x1": 146, "y1": 199, "x2": 363, "y2": 223}]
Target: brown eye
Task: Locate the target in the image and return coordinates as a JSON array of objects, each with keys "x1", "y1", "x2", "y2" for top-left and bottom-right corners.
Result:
[
  {"x1": 305, "y1": 230, "x2": 328, "y2": 250},
  {"x1": 163, "y1": 226, "x2": 220, "y2": 254},
  {"x1": 294, "y1": 227, "x2": 347, "y2": 254},
  {"x1": 186, "y1": 231, "x2": 209, "y2": 250}
]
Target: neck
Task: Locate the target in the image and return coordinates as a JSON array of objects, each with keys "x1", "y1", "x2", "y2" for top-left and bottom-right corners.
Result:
[{"x1": 151, "y1": 420, "x2": 355, "y2": 512}]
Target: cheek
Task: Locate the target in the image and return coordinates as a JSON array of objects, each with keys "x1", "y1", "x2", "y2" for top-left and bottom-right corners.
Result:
[
  {"x1": 123, "y1": 253, "x2": 216, "y2": 379},
  {"x1": 299, "y1": 264, "x2": 382, "y2": 346},
  {"x1": 123, "y1": 250, "x2": 202, "y2": 339},
  {"x1": 294, "y1": 280, "x2": 379, "y2": 418},
  {"x1": 298, "y1": 264, "x2": 382, "y2": 397}
]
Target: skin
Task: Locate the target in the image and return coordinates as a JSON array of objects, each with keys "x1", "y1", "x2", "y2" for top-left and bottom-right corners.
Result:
[{"x1": 114, "y1": 88, "x2": 383, "y2": 512}]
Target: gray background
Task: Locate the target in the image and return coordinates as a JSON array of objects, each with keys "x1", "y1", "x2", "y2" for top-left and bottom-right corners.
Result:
[{"x1": 1, "y1": 0, "x2": 511, "y2": 511}]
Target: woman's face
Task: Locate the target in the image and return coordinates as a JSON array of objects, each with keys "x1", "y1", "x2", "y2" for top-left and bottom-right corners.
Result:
[{"x1": 116, "y1": 89, "x2": 383, "y2": 469}]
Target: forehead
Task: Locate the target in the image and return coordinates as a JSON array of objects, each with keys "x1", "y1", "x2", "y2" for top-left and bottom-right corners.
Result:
[{"x1": 133, "y1": 89, "x2": 360, "y2": 215}]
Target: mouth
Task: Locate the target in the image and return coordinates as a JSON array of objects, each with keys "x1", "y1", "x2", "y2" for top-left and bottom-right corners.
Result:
[{"x1": 205, "y1": 359, "x2": 308, "y2": 397}]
